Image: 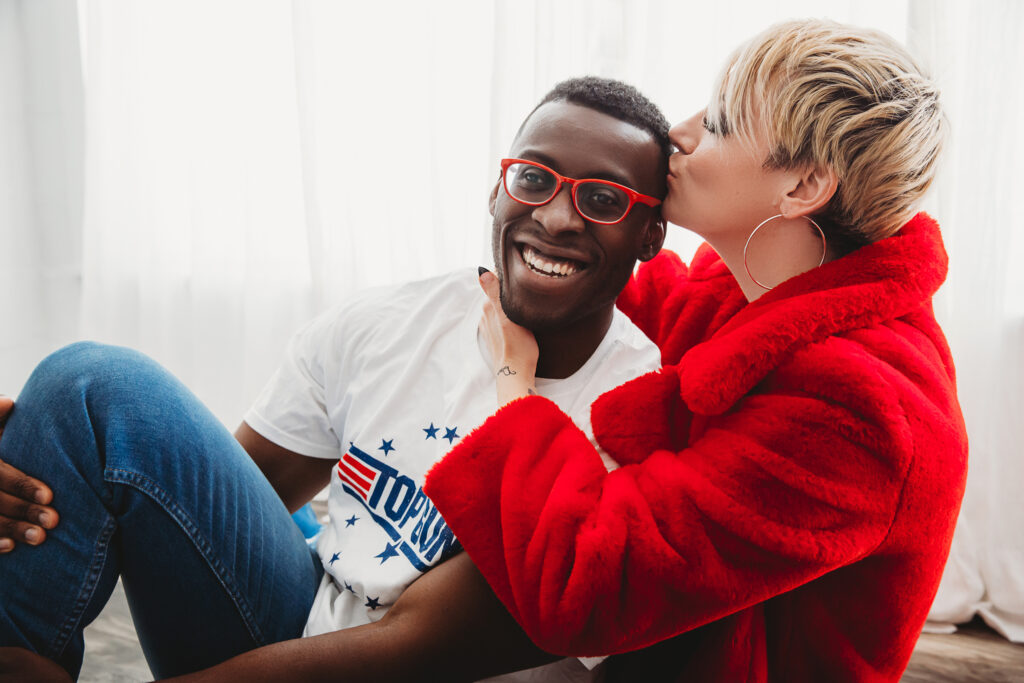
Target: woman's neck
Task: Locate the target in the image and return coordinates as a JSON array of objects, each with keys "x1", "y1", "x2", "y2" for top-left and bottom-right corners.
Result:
[{"x1": 705, "y1": 218, "x2": 833, "y2": 302}]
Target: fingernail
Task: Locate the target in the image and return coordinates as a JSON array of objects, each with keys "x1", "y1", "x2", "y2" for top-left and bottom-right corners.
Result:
[
  {"x1": 35, "y1": 490, "x2": 48, "y2": 504},
  {"x1": 25, "y1": 528, "x2": 41, "y2": 543},
  {"x1": 0, "y1": 538, "x2": 13, "y2": 551},
  {"x1": 36, "y1": 511, "x2": 53, "y2": 527},
  {"x1": 478, "y1": 266, "x2": 490, "y2": 277}
]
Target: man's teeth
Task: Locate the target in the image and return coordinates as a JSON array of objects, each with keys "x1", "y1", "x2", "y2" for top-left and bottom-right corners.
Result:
[{"x1": 522, "y1": 245, "x2": 579, "y2": 277}]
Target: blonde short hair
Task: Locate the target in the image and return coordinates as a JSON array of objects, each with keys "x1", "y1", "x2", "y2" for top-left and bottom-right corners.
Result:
[{"x1": 706, "y1": 19, "x2": 947, "y2": 246}]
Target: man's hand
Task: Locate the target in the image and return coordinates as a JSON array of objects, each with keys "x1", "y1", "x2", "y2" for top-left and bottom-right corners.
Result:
[
  {"x1": 0, "y1": 396, "x2": 59, "y2": 553},
  {"x1": 0, "y1": 648, "x2": 72, "y2": 683},
  {"x1": 477, "y1": 268, "x2": 539, "y2": 406}
]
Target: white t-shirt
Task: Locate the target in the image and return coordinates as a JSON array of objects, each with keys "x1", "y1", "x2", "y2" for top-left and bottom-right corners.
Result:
[{"x1": 245, "y1": 268, "x2": 661, "y2": 681}]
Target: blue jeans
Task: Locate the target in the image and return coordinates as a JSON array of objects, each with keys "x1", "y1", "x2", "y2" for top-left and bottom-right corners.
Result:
[{"x1": 0, "y1": 343, "x2": 323, "y2": 679}]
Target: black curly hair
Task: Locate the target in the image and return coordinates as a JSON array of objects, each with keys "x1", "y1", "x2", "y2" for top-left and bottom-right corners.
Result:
[{"x1": 523, "y1": 76, "x2": 673, "y2": 161}]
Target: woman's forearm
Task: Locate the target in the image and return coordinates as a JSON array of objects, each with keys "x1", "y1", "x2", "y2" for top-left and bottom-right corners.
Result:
[{"x1": 160, "y1": 553, "x2": 557, "y2": 683}]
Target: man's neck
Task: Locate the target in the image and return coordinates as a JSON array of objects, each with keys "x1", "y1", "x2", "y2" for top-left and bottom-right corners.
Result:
[{"x1": 534, "y1": 307, "x2": 615, "y2": 380}]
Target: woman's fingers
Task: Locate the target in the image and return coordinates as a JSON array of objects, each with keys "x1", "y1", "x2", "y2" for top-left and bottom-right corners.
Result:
[
  {"x1": 477, "y1": 268, "x2": 508, "y2": 363},
  {"x1": 477, "y1": 267, "x2": 540, "y2": 406},
  {"x1": 478, "y1": 267, "x2": 501, "y2": 305}
]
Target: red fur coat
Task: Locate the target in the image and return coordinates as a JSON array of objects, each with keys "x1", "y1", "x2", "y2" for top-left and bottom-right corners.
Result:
[{"x1": 425, "y1": 213, "x2": 968, "y2": 682}]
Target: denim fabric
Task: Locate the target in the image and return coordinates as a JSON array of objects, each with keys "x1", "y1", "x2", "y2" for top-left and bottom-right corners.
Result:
[{"x1": 0, "y1": 343, "x2": 323, "y2": 679}]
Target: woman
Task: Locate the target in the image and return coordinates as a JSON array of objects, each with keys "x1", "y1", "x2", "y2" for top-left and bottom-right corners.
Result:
[{"x1": 425, "y1": 18, "x2": 967, "y2": 682}]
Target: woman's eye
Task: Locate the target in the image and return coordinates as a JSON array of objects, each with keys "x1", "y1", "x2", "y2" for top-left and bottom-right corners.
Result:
[{"x1": 702, "y1": 114, "x2": 717, "y2": 133}]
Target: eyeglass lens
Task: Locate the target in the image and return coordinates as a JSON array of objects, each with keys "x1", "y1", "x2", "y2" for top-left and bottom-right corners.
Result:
[{"x1": 505, "y1": 162, "x2": 630, "y2": 223}]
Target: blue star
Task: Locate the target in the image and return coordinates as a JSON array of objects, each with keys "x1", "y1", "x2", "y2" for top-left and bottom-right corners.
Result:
[
  {"x1": 423, "y1": 423, "x2": 440, "y2": 439},
  {"x1": 345, "y1": 514, "x2": 359, "y2": 527},
  {"x1": 365, "y1": 596, "x2": 381, "y2": 610},
  {"x1": 443, "y1": 426, "x2": 460, "y2": 443},
  {"x1": 329, "y1": 552, "x2": 341, "y2": 565},
  {"x1": 375, "y1": 542, "x2": 400, "y2": 564},
  {"x1": 378, "y1": 438, "x2": 395, "y2": 456},
  {"x1": 344, "y1": 581, "x2": 356, "y2": 595}
]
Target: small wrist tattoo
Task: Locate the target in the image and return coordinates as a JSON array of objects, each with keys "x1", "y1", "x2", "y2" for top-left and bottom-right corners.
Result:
[
  {"x1": 497, "y1": 365, "x2": 517, "y2": 377},
  {"x1": 527, "y1": 388, "x2": 537, "y2": 395}
]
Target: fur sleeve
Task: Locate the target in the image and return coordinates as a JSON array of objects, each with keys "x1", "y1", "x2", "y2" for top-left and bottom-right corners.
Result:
[
  {"x1": 617, "y1": 248, "x2": 747, "y2": 366},
  {"x1": 423, "y1": 364, "x2": 911, "y2": 656}
]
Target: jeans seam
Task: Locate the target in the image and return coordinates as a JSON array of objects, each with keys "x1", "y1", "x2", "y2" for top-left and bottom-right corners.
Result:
[
  {"x1": 104, "y1": 467, "x2": 267, "y2": 645},
  {"x1": 48, "y1": 514, "x2": 117, "y2": 660}
]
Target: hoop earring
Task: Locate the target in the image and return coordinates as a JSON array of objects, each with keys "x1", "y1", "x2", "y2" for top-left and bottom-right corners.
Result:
[{"x1": 743, "y1": 214, "x2": 827, "y2": 290}]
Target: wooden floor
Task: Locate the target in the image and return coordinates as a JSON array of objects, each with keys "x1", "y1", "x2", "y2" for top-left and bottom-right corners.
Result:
[
  {"x1": 79, "y1": 584, "x2": 1024, "y2": 681},
  {"x1": 79, "y1": 582, "x2": 148, "y2": 682},
  {"x1": 902, "y1": 618, "x2": 1024, "y2": 682}
]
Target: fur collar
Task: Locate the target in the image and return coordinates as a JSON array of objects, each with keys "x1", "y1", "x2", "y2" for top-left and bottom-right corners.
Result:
[{"x1": 678, "y1": 212, "x2": 948, "y2": 415}]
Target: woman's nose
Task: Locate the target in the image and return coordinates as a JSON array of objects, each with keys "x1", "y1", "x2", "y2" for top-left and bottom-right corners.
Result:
[{"x1": 668, "y1": 110, "x2": 704, "y2": 155}]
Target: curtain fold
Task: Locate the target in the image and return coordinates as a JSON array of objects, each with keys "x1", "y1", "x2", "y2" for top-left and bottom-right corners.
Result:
[
  {"x1": 911, "y1": 0, "x2": 1024, "y2": 641},
  {"x1": 0, "y1": 0, "x2": 84, "y2": 394},
  {"x1": 3, "y1": 0, "x2": 1021, "y2": 642}
]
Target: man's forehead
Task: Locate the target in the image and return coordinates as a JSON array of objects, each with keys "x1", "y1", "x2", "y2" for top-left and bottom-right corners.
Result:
[{"x1": 510, "y1": 101, "x2": 661, "y2": 188}]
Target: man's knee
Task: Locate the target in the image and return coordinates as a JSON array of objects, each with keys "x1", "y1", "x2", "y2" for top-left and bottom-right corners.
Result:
[{"x1": 24, "y1": 342, "x2": 160, "y2": 406}]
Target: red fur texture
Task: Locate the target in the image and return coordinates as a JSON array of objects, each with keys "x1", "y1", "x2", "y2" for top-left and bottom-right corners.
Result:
[{"x1": 425, "y1": 213, "x2": 967, "y2": 681}]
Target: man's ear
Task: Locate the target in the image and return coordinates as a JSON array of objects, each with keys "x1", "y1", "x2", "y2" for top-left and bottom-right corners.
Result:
[
  {"x1": 779, "y1": 165, "x2": 838, "y2": 218},
  {"x1": 638, "y1": 214, "x2": 666, "y2": 262},
  {"x1": 488, "y1": 180, "x2": 500, "y2": 216}
]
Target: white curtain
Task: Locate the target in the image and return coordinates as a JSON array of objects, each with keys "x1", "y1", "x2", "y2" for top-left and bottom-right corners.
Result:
[
  {"x1": 2, "y1": 0, "x2": 1021, "y2": 642},
  {"x1": 911, "y1": 0, "x2": 1024, "y2": 641},
  {"x1": 0, "y1": 0, "x2": 83, "y2": 396}
]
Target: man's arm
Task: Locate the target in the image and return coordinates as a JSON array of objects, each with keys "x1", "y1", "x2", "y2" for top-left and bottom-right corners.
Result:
[
  {"x1": 159, "y1": 552, "x2": 558, "y2": 683},
  {"x1": 233, "y1": 421, "x2": 334, "y2": 513}
]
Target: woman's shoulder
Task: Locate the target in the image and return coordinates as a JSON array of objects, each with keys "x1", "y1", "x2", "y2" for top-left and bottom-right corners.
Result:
[{"x1": 617, "y1": 246, "x2": 747, "y2": 362}]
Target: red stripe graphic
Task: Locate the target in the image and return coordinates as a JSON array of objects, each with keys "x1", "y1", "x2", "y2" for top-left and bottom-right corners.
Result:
[
  {"x1": 343, "y1": 454, "x2": 376, "y2": 480},
  {"x1": 337, "y1": 461, "x2": 371, "y2": 501},
  {"x1": 337, "y1": 460, "x2": 370, "y2": 491}
]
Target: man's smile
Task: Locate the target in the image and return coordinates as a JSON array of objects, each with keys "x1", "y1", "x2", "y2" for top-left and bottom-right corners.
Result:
[
  {"x1": 518, "y1": 244, "x2": 587, "y2": 278},
  {"x1": 505, "y1": 233, "x2": 594, "y2": 292}
]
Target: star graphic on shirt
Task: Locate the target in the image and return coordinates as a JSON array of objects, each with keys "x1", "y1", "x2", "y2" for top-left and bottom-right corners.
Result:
[
  {"x1": 344, "y1": 514, "x2": 359, "y2": 527},
  {"x1": 443, "y1": 426, "x2": 460, "y2": 444},
  {"x1": 423, "y1": 423, "x2": 440, "y2": 439},
  {"x1": 329, "y1": 552, "x2": 341, "y2": 565},
  {"x1": 344, "y1": 581, "x2": 356, "y2": 595},
  {"x1": 375, "y1": 542, "x2": 400, "y2": 564},
  {"x1": 365, "y1": 596, "x2": 381, "y2": 610},
  {"x1": 378, "y1": 438, "x2": 395, "y2": 456}
]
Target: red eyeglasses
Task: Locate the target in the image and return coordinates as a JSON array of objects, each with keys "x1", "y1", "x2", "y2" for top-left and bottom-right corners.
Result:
[{"x1": 500, "y1": 158, "x2": 661, "y2": 225}]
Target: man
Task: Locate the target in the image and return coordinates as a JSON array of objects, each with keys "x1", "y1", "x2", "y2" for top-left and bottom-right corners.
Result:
[{"x1": 0, "y1": 77, "x2": 670, "y2": 681}]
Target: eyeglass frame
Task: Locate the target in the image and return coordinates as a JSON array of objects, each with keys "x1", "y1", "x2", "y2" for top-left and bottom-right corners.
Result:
[{"x1": 499, "y1": 158, "x2": 662, "y2": 226}]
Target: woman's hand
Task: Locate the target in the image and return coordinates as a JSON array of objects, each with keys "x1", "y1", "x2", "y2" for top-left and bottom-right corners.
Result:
[
  {"x1": 0, "y1": 396, "x2": 59, "y2": 553},
  {"x1": 0, "y1": 648, "x2": 72, "y2": 683},
  {"x1": 478, "y1": 268, "x2": 539, "y2": 407}
]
